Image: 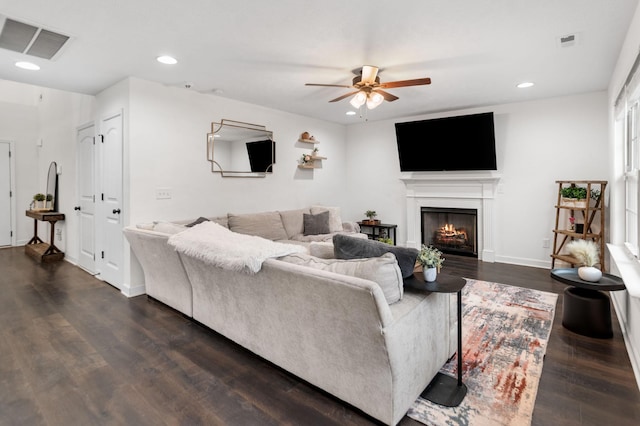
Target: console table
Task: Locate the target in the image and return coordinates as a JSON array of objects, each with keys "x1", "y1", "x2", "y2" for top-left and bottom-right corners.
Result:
[
  {"x1": 404, "y1": 272, "x2": 468, "y2": 406},
  {"x1": 357, "y1": 222, "x2": 397, "y2": 245},
  {"x1": 25, "y1": 210, "x2": 65, "y2": 263},
  {"x1": 550, "y1": 268, "x2": 625, "y2": 338}
]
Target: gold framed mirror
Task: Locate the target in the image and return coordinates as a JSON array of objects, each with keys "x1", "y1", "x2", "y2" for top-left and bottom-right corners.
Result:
[{"x1": 207, "y1": 119, "x2": 275, "y2": 177}]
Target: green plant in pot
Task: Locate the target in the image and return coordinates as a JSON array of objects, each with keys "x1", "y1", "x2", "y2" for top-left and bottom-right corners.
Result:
[
  {"x1": 33, "y1": 193, "x2": 45, "y2": 210},
  {"x1": 364, "y1": 210, "x2": 378, "y2": 225},
  {"x1": 418, "y1": 245, "x2": 444, "y2": 282}
]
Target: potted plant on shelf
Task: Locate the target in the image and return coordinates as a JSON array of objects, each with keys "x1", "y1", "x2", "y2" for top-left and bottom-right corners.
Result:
[
  {"x1": 566, "y1": 239, "x2": 601, "y2": 282},
  {"x1": 364, "y1": 210, "x2": 379, "y2": 225},
  {"x1": 561, "y1": 186, "x2": 600, "y2": 209},
  {"x1": 417, "y1": 245, "x2": 445, "y2": 282},
  {"x1": 33, "y1": 193, "x2": 45, "y2": 210}
]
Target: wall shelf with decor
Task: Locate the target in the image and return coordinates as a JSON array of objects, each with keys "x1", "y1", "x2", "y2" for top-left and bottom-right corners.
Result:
[
  {"x1": 551, "y1": 180, "x2": 607, "y2": 270},
  {"x1": 297, "y1": 131, "x2": 326, "y2": 169}
]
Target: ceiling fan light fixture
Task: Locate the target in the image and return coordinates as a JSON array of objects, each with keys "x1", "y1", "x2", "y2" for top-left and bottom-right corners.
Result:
[
  {"x1": 366, "y1": 92, "x2": 384, "y2": 109},
  {"x1": 349, "y1": 91, "x2": 367, "y2": 108}
]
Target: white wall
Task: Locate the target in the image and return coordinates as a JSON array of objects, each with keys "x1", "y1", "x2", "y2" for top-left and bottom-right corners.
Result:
[
  {"x1": 607, "y1": 1, "x2": 640, "y2": 390},
  {"x1": 126, "y1": 78, "x2": 348, "y2": 224},
  {"x1": 345, "y1": 91, "x2": 609, "y2": 268}
]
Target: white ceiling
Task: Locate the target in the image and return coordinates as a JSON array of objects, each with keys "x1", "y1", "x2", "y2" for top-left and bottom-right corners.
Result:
[{"x1": 0, "y1": 0, "x2": 638, "y2": 124}]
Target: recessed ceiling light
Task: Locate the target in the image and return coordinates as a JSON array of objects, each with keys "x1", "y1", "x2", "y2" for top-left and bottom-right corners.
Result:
[
  {"x1": 157, "y1": 55, "x2": 178, "y2": 65},
  {"x1": 517, "y1": 82, "x2": 534, "y2": 89},
  {"x1": 15, "y1": 61, "x2": 40, "y2": 70},
  {"x1": 346, "y1": 111, "x2": 356, "y2": 116}
]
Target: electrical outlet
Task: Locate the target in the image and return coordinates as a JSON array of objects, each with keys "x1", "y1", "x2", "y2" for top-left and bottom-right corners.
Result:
[
  {"x1": 56, "y1": 228, "x2": 62, "y2": 241},
  {"x1": 542, "y1": 238, "x2": 550, "y2": 248},
  {"x1": 156, "y1": 187, "x2": 172, "y2": 199}
]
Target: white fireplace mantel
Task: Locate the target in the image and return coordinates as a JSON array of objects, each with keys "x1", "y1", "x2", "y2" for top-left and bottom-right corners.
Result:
[{"x1": 401, "y1": 172, "x2": 502, "y2": 262}]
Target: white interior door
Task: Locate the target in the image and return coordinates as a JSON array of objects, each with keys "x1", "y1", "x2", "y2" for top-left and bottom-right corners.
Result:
[
  {"x1": 98, "y1": 112, "x2": 123, "y2": 288},
  {"x1": 0, "y1": 142, "x2": 11, "y2": 246},
  {"x1": 77, "y1": 123, "x2": 96, "y2": 273}
]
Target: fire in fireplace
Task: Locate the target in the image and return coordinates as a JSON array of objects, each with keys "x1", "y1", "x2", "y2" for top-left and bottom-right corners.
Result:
[{"x1": 421, "y1": 207, "x2": 478, "y2": 257}]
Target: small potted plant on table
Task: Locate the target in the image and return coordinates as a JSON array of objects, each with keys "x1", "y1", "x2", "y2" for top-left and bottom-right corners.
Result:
[
  {"x1": 33, "y1": 193, "x2": 46, "y2": 210},
  {"x1": 364, "y1": 210, "x2": 379, "y2": 225},
  {"x1": 418, "y1": 245, "x2": 445, "y2": 282}
]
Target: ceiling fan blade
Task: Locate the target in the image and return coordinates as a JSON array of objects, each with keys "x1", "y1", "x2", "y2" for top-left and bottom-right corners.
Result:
[
  {"x1": 378, "y1": 77, "x2": 432, "y2": 89},
  {"x1": 361, "y1": 65, "x2": 379, "y2": 85},
  {"x1": 305, "y1": 83, "x2": 353, "y2": 88},
  {"x1": 329, "y1": 91, "x2": 360, "y2": 102},
  {"x1": 373, "y1": 89, "x2": 399, "y2": 102}
]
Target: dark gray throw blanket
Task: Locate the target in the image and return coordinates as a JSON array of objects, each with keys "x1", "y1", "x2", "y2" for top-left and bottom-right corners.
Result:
[{"x1": 333, "y1": 234, "x2": 419, "y2": 278}]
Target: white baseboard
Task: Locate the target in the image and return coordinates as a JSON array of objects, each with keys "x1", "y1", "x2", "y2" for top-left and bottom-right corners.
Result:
[
  {"x1": 494, "y1": 254, "x2": 551, "y2": 269},
  {"x1": 121, "y1": 283, "x2": 146, "y2": 298}
]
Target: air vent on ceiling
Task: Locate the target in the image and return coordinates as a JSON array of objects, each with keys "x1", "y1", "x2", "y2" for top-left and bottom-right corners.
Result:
[
  {"x1": 0, "y1": 17, "x2": 70, "y2": 60},
  {"x1": 558, "y1": 32, "x2": 580, "y2": 48}
]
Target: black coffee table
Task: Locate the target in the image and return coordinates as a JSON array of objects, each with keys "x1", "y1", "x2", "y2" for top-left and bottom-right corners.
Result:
[
  {"x1": 550, "y1": 268, "x2": 625, "y2": 338},
  {"x1": 404, "y1": 272, "x2": 467, "y2": 407}
]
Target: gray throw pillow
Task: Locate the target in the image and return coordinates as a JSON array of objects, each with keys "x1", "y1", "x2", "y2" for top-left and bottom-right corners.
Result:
[
  {"x1": 185, "y1": 217, "x2": 209, "y2": 227},
  {"x1": 333, "y1": 234, "x2": 419, "y2": 279},
  {"x1": 304, "y1": 211, "x2": 330, "y2": 235}
]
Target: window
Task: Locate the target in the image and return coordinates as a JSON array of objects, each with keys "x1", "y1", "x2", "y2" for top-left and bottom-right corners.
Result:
[{"x1": 618, "y1": 53, "x2": 640, "y2": 257}]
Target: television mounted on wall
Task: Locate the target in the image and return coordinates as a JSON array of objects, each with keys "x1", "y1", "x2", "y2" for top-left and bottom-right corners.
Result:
[{"x1": 395, "y1": 112, "x2": 497, "y2": 172}]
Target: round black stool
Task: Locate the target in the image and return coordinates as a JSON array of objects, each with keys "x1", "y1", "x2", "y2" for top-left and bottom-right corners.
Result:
[{"x1": 562, "y1": 287, "x2": 612, "y2": 338}]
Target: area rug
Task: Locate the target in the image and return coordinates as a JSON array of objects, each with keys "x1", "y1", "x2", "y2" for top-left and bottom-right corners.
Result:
[{"x1": 408, "y1": 279, "x2": 558, "y2": 426}]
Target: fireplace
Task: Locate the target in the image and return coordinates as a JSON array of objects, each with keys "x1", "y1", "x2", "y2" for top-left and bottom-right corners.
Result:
[
  {"x1": 401, "y1": 172, "x2": 501, "y2": 262},
  {"x1": 422, "y1": 207, "x2": 478, "y2": 257}
]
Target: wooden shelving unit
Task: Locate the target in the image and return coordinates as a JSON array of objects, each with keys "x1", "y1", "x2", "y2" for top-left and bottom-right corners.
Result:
[
  {"x1": 297, "y1": 135, "x2": 326, "y2": 169},
  {"x1": 551, "y1": 180, "x2": 607, "y2": 270}
]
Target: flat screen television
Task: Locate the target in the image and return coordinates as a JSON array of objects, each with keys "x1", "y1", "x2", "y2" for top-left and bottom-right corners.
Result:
[{"x1": 395, "y1": 112, "x2": 497, "y2": 172}]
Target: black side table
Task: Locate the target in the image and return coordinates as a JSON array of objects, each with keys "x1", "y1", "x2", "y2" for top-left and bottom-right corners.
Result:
[
  {"x1": 550, "y1": 268, "x2": 625, "y2": 339},
  {"x1": 357, "y1": 222, "x2": 398, "y2": 245},
  {"x1": 404, "y1": 272, "x2": 468, "y2": 407}
]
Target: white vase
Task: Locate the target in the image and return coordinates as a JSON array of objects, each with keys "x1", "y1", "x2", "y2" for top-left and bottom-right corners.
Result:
[
  {"x1": 424, "y1": 267, "x2": 437, "y2": 282},
  {"x1": 578, "y1": 266, "x2": 602, "y2": 282}
]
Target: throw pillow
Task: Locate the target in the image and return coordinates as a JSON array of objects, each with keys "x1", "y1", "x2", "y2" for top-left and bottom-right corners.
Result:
[
  {"x1": 153, "y1": 221, "x2": 187, "y2": 234},
  {"x1": 185, "y1": 216, "x2": 210, "y2": 227},
  {"x1": 303, "y1": 211, "x2": 330, "y2": 235},
  {"x1": 279, "y1": 208, "x2": 311, "y2": 238},
  {"x1": 228, "y1": 211, "x2": 289, "y2": 241},
  {"x1": 279, "y1": 252, "x2": 403, "y2": 304},
  {"x1": 309, "y1": 242, "x2": 335, "y2": 258},
  {"x1": 333, "y1": 234, "x2": 419, "y2": 279},
  {"x1": 311, "y1": 205, "x2": 344, "y2": 233}
]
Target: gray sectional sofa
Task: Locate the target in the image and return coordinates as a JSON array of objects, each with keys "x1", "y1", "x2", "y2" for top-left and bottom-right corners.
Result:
[{"x1": 123, "y1": 207, "x2": 455, "y2": 425}]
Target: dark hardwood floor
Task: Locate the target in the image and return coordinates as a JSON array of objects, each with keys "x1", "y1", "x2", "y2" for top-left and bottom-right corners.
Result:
[{"x1": 1, "y1": 246, "x2": 639, "y2": 425}]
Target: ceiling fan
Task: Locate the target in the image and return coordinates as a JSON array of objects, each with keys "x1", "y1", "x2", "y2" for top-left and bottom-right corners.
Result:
[{"x1": 305, "y1": 65, "x2": 431, "y2": 109}]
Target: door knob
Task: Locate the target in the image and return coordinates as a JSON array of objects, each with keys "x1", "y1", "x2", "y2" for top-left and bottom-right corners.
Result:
[
  {"x1": 112, "y1": 208, "x2": 121, "y2": 214},
  {"x1": 74, "y1": 206, "x2": 81, "y2": 211}
]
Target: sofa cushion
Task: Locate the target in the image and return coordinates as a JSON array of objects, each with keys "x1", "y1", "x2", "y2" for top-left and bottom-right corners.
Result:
[
  {"x1": 279, "y1": 252, "x2": 403, "y2": 304},
  {"x1": 228, "y1": 211, "x2": 288, "y2": 241},
  {"x1": 311, "y1": 205, "x2": 344, "y2": 233},
  {"x1": 309, "y1": 242, "x2": 334, "y2": 258},
  {"x1": 279, "y1": 208, "x2": 311, "y2": 238},
  {"x1": 153, "y1": 222, "x2": 187, "y2": 234},
  {"x1": 333, "y1": 234, "x2": 419, "y2": 279},
  {"x1": 304, "y1": 211, "x2": 330, "y2": 235}
]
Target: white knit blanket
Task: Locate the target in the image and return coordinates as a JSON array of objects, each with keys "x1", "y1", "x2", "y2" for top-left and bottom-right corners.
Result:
[{"x1": 167, "y1": 221, "x2": 305, "y2": 274}]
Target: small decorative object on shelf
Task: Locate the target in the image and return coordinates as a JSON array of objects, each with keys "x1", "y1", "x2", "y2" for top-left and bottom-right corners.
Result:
[
  {"x1": 363, "y1": 210, "x2": 380, "y2": 225},
  {"x1": 568, "y1": 216, "x2": 575, "y2": 231},
  {"x1": 566, "y1": 239, "x2": 602, "y2": 282},
  {"x1": 418, "y1": 245, "x2": 445, "y2": 282},
  {"x1": 298, "y1": 131, "x2": 318, "y2": 143}
]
